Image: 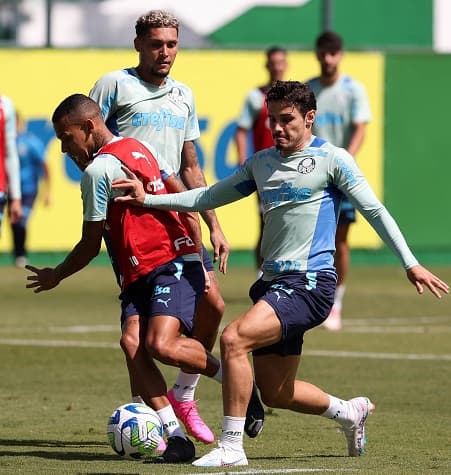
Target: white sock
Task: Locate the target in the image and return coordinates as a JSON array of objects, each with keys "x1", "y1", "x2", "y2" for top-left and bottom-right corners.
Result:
[
  {"x1": 132, "y1": 395, "x2": 145, "y2": 404},
  {"x1": 172, "y1": 372, "x2": 201, "y2": 402},
  {"x1": 334, "y1": 284, "x2": 346, "y2": 311},
  {"x1": 157, "y1": 405, "x2": 186, "y2": 439},
  {"x1": 321, "y1": 395, "x2": 352, "y2": 425},
  {"x1": 220, "y1": 416, "x2": 245, "y2": 450}
]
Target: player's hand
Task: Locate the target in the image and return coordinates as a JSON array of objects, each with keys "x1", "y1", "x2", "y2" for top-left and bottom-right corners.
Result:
[
  {"x1": 209, "y1": 227, "x2": 230, "y2": 274},
  {"x1": 25, "y1": 265, "x2": 60, "y2": 293},
  {"x1": 202, "y1": 264, "x2": 211, "y2": 293},
  {"x1": 112, "y1": 166, "x2": 146, "y2": 206},
  {"x1": 8, "y1": 199, "x2": 22, "y2": 224},
  {"x1": 406, "y1": 264, "x2": 449, "y2": 298}
]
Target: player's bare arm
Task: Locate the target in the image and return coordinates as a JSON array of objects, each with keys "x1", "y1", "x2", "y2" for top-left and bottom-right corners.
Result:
[
  {"x1": 164, "y1": 173, "x2": 204, "y2": 262},
  {"x1": 406, "y1": 264, "x2": 449, "y2": 298},
  {"x1": 235, "y1": 127, "x2": 249, "y2": 165},
  {"x1": 26, "y1": 220, "x2": 105, "y2": 293},
  {"x1": 347, "y1": 122, "x2": 367, "y2": 156},
  {"x1": 180, "y1": 140, "x2": 230, "y2": 273}
]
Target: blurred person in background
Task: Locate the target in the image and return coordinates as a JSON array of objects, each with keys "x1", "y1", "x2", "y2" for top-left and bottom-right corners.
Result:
[
  {"x1": 235, "y1": 46, "x2": 288, "y2": 275},
  {"x1": 307, "y1": 31, "x2": 371, "y2": 331},
  {"x1": 0, "y1": 94, "x2": 22, "y2": 238},
  {"x1": 11, "y1": 113, "x2": 50, "y2": 268},
  {"x1": 89, "y1": 9, "x2": 264, "y2": 449}
]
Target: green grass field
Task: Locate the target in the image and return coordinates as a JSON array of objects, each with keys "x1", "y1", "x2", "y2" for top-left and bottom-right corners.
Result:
[{"x1": 1, "y1": 262, "x2": 450, "y2": 474}]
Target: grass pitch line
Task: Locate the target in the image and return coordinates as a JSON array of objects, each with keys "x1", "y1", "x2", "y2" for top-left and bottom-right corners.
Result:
[
  {"x1": 184, "y1": 468, "x2": 357, "y2": 474},
  {"x1": 305, "y1": 349, "x2": 451, "y2": 361},
  {"x1": 1, "y1": 338, "x2": 450, "y2": 361}
]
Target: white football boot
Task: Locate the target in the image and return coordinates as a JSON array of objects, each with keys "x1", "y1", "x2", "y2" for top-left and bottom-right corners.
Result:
[
  {"x1": 340, "y1": 396, "x2": 375, "y2": 456},
  {"x1": 192, "y1": 443, "x2": 248, "y2": 467}
]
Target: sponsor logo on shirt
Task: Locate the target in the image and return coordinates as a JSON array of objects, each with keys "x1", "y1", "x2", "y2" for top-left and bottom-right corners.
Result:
[
  {"x1": 131, "y1": 108, "x2": 186, "y2": 131},
  {"x1": 260, "y1": 182, "x2": 311, "y2": 206}
]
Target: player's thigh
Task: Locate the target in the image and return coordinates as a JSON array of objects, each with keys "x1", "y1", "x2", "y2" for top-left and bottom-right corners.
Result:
[
  {"x1": 222, "y1": 300, "x2": 282, "y2": 354},
  {"x1": 253, "y1": 353, "x2": 300, "y2": 396}
]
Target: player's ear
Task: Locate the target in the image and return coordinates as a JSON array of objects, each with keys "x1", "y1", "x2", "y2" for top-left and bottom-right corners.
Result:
[
  {"x1": 134, "y1": 37, "x2": 141, "y2": 52},
  {"x1": 305, "y1": 109, "x2": 316, "y2": 128}
]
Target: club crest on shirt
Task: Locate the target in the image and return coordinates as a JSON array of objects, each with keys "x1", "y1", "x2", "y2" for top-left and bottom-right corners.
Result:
[
  {"x1": 168, "y1": 87, "x2": 183, "y2": 104},
  {"x1": 297, "y1": 156, "x2": 316, "y2": 174}
]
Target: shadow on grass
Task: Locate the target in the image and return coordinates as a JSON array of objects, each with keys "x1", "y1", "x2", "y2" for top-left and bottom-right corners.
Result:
[
  {"x1": 0, "y1": 438, "x2": 116, "y2": 462},
  {"x1": 0, "y1": 438, "x2": 107, "y2": 448}
]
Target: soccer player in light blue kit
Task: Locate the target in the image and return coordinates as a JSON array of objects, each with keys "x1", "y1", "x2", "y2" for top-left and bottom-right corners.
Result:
[
  {"x1": 112, "y1": 81, "x2": 449, "y2": 467},
  {"x1": 307, "y1": 31, "x2": 371, "y2": 330},
  {"x1": 89, "y1": 9, "x2": 265, "y2": 451}
]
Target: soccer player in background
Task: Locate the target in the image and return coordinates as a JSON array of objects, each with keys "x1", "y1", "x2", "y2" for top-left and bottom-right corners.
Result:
[
  {"x1": 26, "y1": 93, "x2": 226, "y2": 464},
  {"x1": 0, "y1": 94, "x2": 22, "y2": 237},
  {"x1": 11, "y1": 113, "x2": 50, "y2": 268},
  {"x1": 89, "y1": 9, "x2": 264, "y2": 443},
  {"x1": 307, "y1": 31, "x2": 371, "y2": 330},
  {"x1": 235, "y1": 46, "x2": 288, "y2": 274},
  {"x1": 112, "y1": 81, "x2": 449, "y2": 467}
]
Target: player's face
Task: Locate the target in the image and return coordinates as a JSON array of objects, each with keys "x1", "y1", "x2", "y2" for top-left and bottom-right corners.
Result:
[
  {"x1": 54, "y1": 118, "x2": 92, "y2": 171},
  {"x1": 266, "y1": 51, "x2": 288, "y2": 83},
  {"x1": 316, "y1": 48, "x2": 343, "y2": 78},
  {"x1": 268, "y1": 101, "x2": 315, "y2": 154},
  {"x1": 134, "y1": 27, "x2": 179, "y2": 84}
]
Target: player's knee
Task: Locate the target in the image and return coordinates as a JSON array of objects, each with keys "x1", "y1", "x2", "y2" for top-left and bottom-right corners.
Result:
[
  {"x1": 119, "y1": 331, "x2": 139, "y2": 357},
  {"x1": 145, "y1": 336, "x2": 176, "y2": 365},
  {"x1": 220, "y1": 324, "x2": 245, "y2": 358}
]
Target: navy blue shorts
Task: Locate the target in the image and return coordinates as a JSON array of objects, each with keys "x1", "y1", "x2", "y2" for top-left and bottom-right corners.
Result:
[
  {"x1": 202, "y1": 245, "x2": 214, "y2": 272},
  {"x1": 249, "y1": 272, "x2": 336, "y2": 356},
  {"x1": 120, "y1": 258, "x2": 205, "y2": 336},
  {"x1": 338, "y1": 197, "x2": 356, "y2": 226}
]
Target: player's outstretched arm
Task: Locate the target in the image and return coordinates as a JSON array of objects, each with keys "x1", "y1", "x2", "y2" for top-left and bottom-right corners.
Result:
[
  {"x1": 25, "y1": 221, "x2": 104, "y2": 293},
  {"x1": 406, "y1": 264, "x2": 449, "y2": 298}
]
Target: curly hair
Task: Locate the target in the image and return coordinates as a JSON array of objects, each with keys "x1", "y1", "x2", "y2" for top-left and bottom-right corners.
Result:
[
  {"x1": 266, "y1": 81, "x2": 316, "y2": 117},
  {"x1": 135, "y1": 10, "x2": 179, "y2": 37}
]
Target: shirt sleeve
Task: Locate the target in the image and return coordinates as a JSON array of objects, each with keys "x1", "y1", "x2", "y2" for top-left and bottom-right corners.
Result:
[
  {"x1": 89, "y1": 73, "x2": 118, "y2": 123},
  {"x1": 236, "y1": 89, "x2": 265, "y2": 130},
  {"x1": 3, "y1": 96, "x2": 21, "y2": 199},
  {"x1": 184, "y1": 86, "x2": 201, "y2": 142},
  {"x1": 144, "y1": 161, "x2": 257, "y2": 211},
  {"x1": 351, "y1": 80, "x2": 371, "y2": 124},
  {"x1": 332, "y1": 149, "x2": 418, "y2": 269},
  {"x1": 81, "y1": 154, "x2": 123, "y2": 221}
]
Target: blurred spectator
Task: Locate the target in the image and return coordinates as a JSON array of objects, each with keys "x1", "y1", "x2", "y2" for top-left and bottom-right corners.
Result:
[
  {"x1": 0, "y1": 94, "x2": 22, "y2": 239},
  {"x1": 11, "y1": 113, "x2": 50, "y2": 268}
]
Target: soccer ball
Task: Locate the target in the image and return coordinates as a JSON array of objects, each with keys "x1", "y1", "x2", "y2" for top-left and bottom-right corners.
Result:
[{"x1": 107, "y1": 403, "x2": 163, "y2": 459}]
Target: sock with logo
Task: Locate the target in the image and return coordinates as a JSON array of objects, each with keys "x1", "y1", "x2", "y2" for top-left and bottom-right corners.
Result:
[
  {"x1": 157, "y1": 404, "x2": 186, "y2": 439},
  {"x1": 321, "y1": 395, "x2": 352, "y2": 425},
  {"x1": 220, "y1": 416, "x2": 245, "y2": 449},
  {"x1": 172, "y1": 372, "x2": 201, "y2": 402}
]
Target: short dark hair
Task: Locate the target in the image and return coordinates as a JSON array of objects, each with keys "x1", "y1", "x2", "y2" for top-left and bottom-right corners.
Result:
[
  {"x1": 135, "y1": 10, "x2": 179, "y2": 37},
  {"x1": 315, "y1": 31, "x2": 343, "y2": 53},
  {"x1": 266, "y1": 81, "x2": 316, "y2": 117},
  {"x1": 266, "y1": 45, "x2": 287, "y2": 59},
  {"x1": 52, "y1": 93, "x2": 101, "y2": 124}
]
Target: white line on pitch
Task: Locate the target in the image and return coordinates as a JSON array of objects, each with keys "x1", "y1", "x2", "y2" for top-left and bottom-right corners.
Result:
[
  {"x1": 0, "y1": 338, "x2": 450, "y2": 361},
  {"x1": 304, "y1": 350, "x2": 451, "y2": 361},
  {"x1": 183, "y1": 468, "x2": 358, "y2": 475}
]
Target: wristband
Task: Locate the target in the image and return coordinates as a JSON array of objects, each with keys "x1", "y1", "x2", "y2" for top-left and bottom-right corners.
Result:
[{"x1": 143, "y1": 194, "x2": 153, "y2": 208}]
